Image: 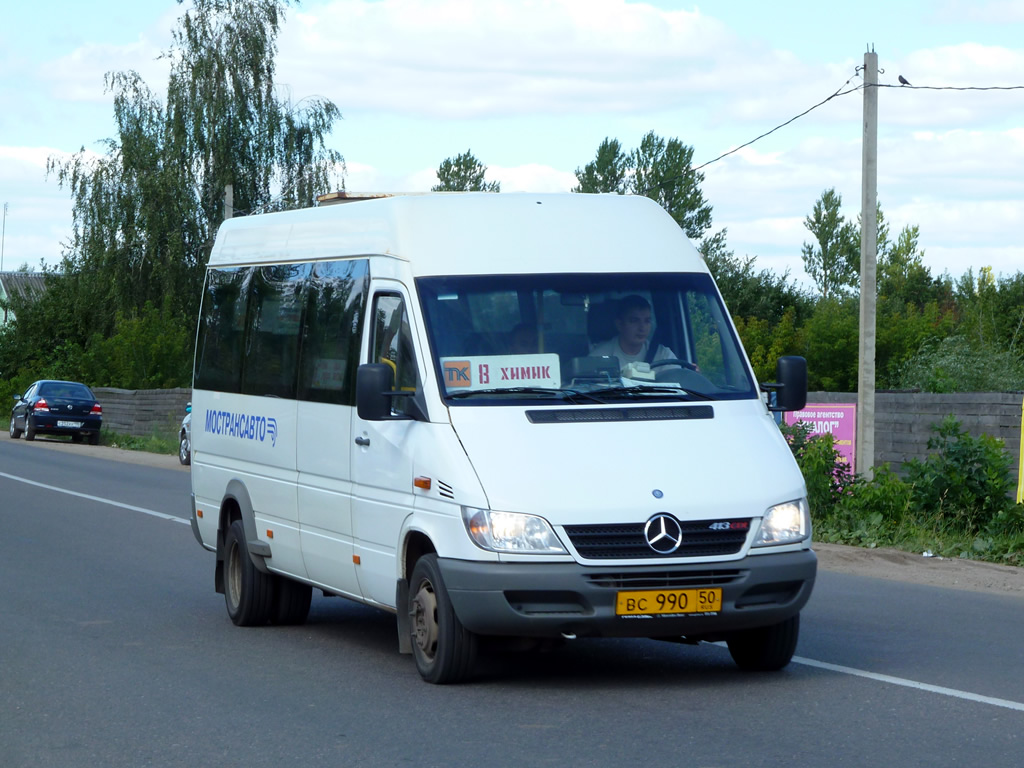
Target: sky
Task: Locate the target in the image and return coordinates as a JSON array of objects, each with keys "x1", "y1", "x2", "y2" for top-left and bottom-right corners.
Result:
[{"x1": 2, "y1": 0, "x2": 1023, "y2": 290}]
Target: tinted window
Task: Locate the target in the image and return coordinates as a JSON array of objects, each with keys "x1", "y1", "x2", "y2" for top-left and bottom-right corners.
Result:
[
  {"x1": 241, "y1": 264, "x2": 310, "y2": 399},
  {"x1": 38, "y1": 382, "x2": 94, "y2": 399},
  {"x1": 298, "y1": 260, "x2": 369, "y2": 405},
  {"x1": 194, "y1": 267, "x2": 251, "y2": 393}
]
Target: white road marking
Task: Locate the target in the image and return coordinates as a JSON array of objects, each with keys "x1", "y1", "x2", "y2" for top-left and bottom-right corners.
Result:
[
  {"x1": 6, "y1": 469, "x2": 1023, "y2": 711},
  {"x1": 0, "y1": 471, "x2": 189, "y2": 526},
  {"x1": 791, "y1": 656, "x2": 1024, "y2": 712}
]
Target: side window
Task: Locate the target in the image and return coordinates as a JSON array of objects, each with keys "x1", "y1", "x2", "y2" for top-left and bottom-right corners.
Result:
[
  {"x1": 195, "y1": 267, "x2": 251, "y2": 393},
  {"x1": 298, "y1": 259, "x2": 369, "y2": 405},
  {"x1": 241, "y1": 264, "x2": 310, "y2": 399},
  {"x1": 370, "y1": 293, "x2": 418, "y2": 414}
]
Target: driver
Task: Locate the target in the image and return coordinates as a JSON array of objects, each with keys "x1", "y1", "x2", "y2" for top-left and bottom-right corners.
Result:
[{"x1": 589, "y1": 295, "x2": 677, "y2": 371}]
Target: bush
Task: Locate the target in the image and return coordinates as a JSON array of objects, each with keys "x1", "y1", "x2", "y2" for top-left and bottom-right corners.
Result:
[
  {"x1": 778, "y1": 414, "x2": 1023, "y2": 565},
  {"x1": 779, "y1": 421, "x2": 852, "y2": 516},
  {"x1": 903, "y1": 415, "x2": 1015, "y2": 534}
]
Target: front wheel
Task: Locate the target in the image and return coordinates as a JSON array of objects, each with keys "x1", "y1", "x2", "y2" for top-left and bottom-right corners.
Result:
[
  {"x1": 223, "y1": 519, "x2": 275, "y2": 626},
  {"x1": 408, "y1": 554, "x2": 477, "y2": 684},
  {"x1": 179, "y1": 431, "x2": 191, "y2": 465},
  {"x1": 726, "y1": 614, "x2": 800, "y2": 671},
  {"x1": 9, "y1": 417, "x2": 21, "y2": 439}
]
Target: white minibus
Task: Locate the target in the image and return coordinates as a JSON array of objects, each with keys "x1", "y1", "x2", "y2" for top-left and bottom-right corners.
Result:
[{"x1": 189, "y1": 192, "x2": 815, "y2": 683}]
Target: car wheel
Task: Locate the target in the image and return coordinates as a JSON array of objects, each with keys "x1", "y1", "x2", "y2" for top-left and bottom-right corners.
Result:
[
  {"x1": 9, "y1": 417, "x2": 21, "y2": 439},
  {"x1": 223, "y1": 519, "x2": 275, "y2": 627},
  {"x1": 71, "y1": 434, "x2": 83, "y2": 443},
  {"x1": 179, "y1": 431, "x2": 191, "y2": 465},
  {"x1": 408, "y1": 553, "x2": 477, "y2": 684},
  {"x1": 25, "y1": 417, "x2": 36, "y2": 441},
  {"x1": 88, "y1": 432, "x2": 100, "y2": 446},
  {"x1": 726, "y1": 614, "x2": 800, "y2": 672},
  {"x1": 271, "y1": 577, "x2": 312, "y2": 625}
]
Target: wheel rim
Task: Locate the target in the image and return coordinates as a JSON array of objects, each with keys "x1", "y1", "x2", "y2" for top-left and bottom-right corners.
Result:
[
  {"x1": 180, "y1": 436, "x2": 189, "y2": 462},
  {"x1": 411, "y1": 579, "x2": 439, "y2": 661},
  {"x1": 227, "y1": 539, "x2": 242, "y2": 612}
]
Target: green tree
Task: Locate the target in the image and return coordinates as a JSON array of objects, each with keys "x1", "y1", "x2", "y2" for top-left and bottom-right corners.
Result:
[
  {"x1": 574, "y1": 131, "x2": 714, "y2": 243},
  {"x1": 31, "y1": 0, "x2": 342, "y2": 387},
  {"x1": 631, "y1": 131, "x2": 713, "y2": 241},
  {"x1": 800, "y1": 296, "x2": 860, "y2": 391},
  {"x1": 801, "y1": 188, "x2": 859, "y2": 300},
  {"x1": 432, "y1": 150, "x2": 500, "y2": 192},
  {"x1": 572, "y1": 137, "x2": 631, "y2": 194}
]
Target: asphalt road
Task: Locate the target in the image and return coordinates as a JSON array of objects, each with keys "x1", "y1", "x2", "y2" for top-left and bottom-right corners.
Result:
[{"x1": 2, "y1": 438, "x2": 1023, "y2": 768}]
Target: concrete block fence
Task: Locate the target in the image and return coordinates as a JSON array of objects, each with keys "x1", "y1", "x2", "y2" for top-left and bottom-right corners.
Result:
[
  {"x1": 93, "y1": 387, "x2": 1024, "y2": 481},
  {"x1": 805, "y1": 391, "x2": 1024, "y2": 479},
  {"x1": 94, "y1": 387, "x2": 192, "y2": 439}
]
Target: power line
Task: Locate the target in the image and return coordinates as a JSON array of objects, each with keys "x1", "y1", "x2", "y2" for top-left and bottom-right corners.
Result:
[
  {"x1": 640, "y1": 75, "x2": 1024, "y2": 195},
  {"x1": 691, "y1": 75, "x2": 863, "y2": 174}
]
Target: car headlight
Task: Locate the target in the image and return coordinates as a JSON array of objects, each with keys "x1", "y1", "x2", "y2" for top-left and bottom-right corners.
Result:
[
  {"x1": 461, "y1": 507, "x2": 567, "y2": 554},
  {"x1": 752, "y1": 498, "x2": 810, "y2": 547}
]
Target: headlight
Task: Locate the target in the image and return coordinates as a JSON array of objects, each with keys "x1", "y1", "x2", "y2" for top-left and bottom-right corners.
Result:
[
  {"x1": 461, "y1": 507, "x2": 567, "y2": 554},
  {"x1": 752, "y1": 498, "x2": 810, "y2": 547}
]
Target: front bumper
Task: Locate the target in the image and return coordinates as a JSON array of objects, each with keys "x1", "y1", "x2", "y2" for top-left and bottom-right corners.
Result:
[{"x1": 439, "y1": 548, "x2": 816, "y2": 639}]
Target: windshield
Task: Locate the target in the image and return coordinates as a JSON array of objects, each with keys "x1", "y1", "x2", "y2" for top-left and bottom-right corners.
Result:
[{"x1": 417, "y1": 272, "x2": 757, "y2": 404}]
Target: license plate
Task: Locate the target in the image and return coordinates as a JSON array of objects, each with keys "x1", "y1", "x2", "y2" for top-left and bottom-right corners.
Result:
[
  {"x1": 57, "y1": 420, "x2": 83, "y2": 428},
  {"x1": 616, "y1": 588, "x2": 722, "y2": 616}
]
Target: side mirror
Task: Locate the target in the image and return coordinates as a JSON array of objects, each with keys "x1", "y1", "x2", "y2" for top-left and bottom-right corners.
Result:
[
  {"x1": 357, "y1": 363, "x2": 397, "y2": 421},
  {"x1": 764, "y1": 356, "x2": 807, "y2": 412},
  {"x1": 13, "y1": 394, "x2": 22, "y2": 402}
]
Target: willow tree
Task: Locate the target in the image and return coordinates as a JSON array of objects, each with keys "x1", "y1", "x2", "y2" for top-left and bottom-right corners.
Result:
[{"x1": 48, "y1": 0, "x2": 343, "y2": 338}]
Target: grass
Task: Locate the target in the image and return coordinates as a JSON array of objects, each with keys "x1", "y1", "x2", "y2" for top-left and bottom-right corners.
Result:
[{"x1": 1, "y1": 416, "x2": 178, "y2": 456}]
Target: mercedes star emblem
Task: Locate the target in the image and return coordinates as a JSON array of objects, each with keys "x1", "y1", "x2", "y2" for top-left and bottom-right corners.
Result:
[{"x1": 644, "y1": 513, "x2": 683, "y2": 554}]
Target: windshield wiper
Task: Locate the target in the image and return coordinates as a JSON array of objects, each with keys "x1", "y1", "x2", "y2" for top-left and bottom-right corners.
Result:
[
  {"x1": 447, "y1": 387, "x2": 605, "y2": 404},
  {"x1": 587, "y1": 384, "x2": 715, "y2": 402}
]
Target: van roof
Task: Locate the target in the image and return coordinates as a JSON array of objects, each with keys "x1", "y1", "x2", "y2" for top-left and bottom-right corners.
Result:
[{"x1": 208, "y1": 193, "x2": 708, "y2": 276}]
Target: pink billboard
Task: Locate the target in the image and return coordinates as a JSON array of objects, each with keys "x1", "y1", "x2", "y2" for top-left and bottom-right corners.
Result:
[{"x1": 784, "y1": 403, "x2": 857, "y2": 473}]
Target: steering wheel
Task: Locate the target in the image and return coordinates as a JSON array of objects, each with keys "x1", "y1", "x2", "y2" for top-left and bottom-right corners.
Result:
[{"x1": 650, "y1": 358, "x2": 699, "y2": 371}]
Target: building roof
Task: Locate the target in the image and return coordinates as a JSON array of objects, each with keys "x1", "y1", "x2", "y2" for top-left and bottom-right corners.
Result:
[{"x1": 0, "y1": 271, "x2": 49, "y2": 303}]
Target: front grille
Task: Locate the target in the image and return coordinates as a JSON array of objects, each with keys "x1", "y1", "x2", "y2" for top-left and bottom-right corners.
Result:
[
  {"x1": 585, "y1": 570, "x2": 745, "y2": 589},
  {"x1": 563, "y1": 519, "x2": 750, "y2": 559}
]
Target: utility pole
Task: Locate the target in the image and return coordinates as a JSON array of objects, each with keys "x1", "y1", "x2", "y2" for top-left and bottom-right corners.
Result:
[
  {"x1": 857, "y1": 48, "x2": 878, "y2": 477},
  {"x1": 224, "y1": 184, "x2": 234, "y2": 220}
]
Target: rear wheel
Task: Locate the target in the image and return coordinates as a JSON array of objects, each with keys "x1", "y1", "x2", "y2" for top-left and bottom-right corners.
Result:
[
  {"x1": 408, "y1": 554, "x2": 477, "y2": 684},
  {"x1": 726, "y1": 614, "x2": 800, "y2": 671},
  {"x1": 88, "y1": 431, "x2": 99, "y2": 446},
  {"x1": 224, "y1": 519, "x2": 275, "y2": 626},
  {"x1": 271, "y1": 577, "x2": 312, "y2": 625},
  {"x1": 24, "y1": 418, "x2": 36, "y2": 441}
]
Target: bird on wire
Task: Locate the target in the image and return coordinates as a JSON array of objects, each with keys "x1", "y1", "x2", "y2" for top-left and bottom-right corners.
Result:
[{"x1": 898, "y1": 75, "x2": 911, "y2": 86}]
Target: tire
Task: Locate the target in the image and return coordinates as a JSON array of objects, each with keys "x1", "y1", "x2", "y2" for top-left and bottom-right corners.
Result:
[
  {"x1": 88, "y1": 431, "x2": 99, "y2": 446},
  {"x1": 179, "y1": 431, "x2": 191, "y2": 465},
  {"x1": 726, "y1": 614, "x2": 800, "y2": 672},
  {"x1": 223, "y1": 519, "x2": 275, "y2": 627},
  {"x1": 9, "y1": 417, "x2": 21, "y2": 439},
  {"x1": 271, "y1": 577, "x2": 312, "y2": 625},
  {"x1": 408, "y1": 554, "x2": 477, "y2": 684},
  {"x1": 71, "y1": 434, "x2": 83, "y2": 444},
  {"x1": 25, "y1": 417, "x2": 36, "y2": 441}
]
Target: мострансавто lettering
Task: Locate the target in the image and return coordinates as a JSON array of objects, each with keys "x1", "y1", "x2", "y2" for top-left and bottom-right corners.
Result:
[{"x1": 204, "y1": 409, "x2": 278, "y2": 447}]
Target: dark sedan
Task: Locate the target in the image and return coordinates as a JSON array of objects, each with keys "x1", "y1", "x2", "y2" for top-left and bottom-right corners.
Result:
[{"x1": 9, "y1": 380, "x2": 103, "y2": 445}]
